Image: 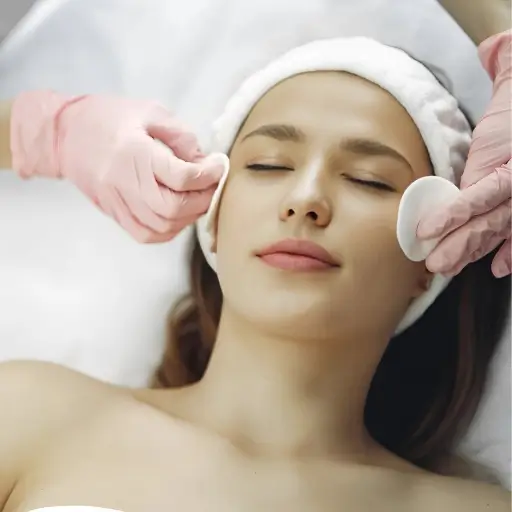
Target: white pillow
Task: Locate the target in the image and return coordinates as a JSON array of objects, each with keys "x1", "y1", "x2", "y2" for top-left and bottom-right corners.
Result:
[{"x1": 0, "y1": 0, "x2": 508, "y2": 487}]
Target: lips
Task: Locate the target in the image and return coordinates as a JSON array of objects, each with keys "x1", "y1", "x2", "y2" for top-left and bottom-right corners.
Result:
[{"x1": 256, "y1": 239, "x2": 340, "y2": 271}]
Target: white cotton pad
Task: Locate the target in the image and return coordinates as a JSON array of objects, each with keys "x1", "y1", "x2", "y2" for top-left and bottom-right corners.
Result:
[
  {"x1": 196, "y1": 153, "x2": 230, "y2": 272},
  {"x1": 205, "y1": 153, "x2": 230, "y2": 234},
  {"x1": 397, "y1": 175, "x2": 461, "y2": 262}
]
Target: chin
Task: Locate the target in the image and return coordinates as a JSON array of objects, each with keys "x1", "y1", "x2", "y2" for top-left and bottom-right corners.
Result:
[
  {"x1": 220, "y1": 258, "x2": 347, "y2": 334},
  {"x1": 242, "y1": 292, "x2": 343, "y2": 338}
]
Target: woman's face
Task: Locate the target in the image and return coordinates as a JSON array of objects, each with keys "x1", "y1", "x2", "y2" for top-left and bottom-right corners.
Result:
[{"x1": 214, "y1": 71, "x2": 433, "y2": 342}]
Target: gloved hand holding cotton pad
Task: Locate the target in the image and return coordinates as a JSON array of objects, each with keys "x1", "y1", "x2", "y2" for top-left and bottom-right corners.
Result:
[
  {"x1": 397, "y1": 176, "x2": 461, "y2": 262},
  {"x1": 197, "y1": 37, "x2": 472, "y2": 333}
]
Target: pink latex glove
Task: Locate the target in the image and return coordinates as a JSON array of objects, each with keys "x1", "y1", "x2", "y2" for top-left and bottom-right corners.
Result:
[
  {"x1": 10, "y1": 91, "x2": 226, "y2": 243},
  {"x1": 417, "y1": 30, "x2": 512, "y2": 278}
]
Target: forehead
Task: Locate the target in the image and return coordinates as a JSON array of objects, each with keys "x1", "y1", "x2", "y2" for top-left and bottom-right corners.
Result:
[
  {"x1": 242, "y1": 71, "x2": 407, "y2": 127},
  {"x1": 235, "y1": 71, "x2": 431, "y2": 172}
]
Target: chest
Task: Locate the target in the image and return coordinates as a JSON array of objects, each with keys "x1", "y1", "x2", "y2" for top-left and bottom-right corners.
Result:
[{"x1": 8, "y1": 414, "x2": 412, "y2": 512}]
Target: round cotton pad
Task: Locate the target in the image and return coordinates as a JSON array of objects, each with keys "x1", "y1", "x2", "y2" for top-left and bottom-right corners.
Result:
[
  {"x1": 196, "y1": 152, "x2": 230, "y2": 272},
  {"x1": 397, "y1": 176, "x2": 461, "y2": 262}
]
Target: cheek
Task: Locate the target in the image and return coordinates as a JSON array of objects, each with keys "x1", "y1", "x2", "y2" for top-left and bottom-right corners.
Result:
[
  {"x1": 214, "y1": 177, "x2": 261, "y2": 262},
  {"x1": 215, "y1": 171, "x2": 286, "y2": 250},
  {"x1": 338, "y1": 200, "x2": 424, "y2": 318},
  {"x1": 339, "y1": 197, "x2": 416, "y2": 278}
]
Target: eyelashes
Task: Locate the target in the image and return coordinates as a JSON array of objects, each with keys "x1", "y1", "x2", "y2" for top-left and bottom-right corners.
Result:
[
  {"x1": 246, "y1": 164, "x2": 395, "y2": 192},
  {"x1": 346, "y1": 177, "x2": 395, "y2": 192},
  {"x1": 246, "y1": 163, "x2": 293, "y2": 171}
]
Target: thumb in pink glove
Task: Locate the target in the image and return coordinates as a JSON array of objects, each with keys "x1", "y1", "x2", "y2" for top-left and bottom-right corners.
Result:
[
  {"x1": 10, "y1": 91, "x2": 226, "y2": 243},
  {"x1": 417, "y1": 30, "x2": 512, "y2": 278}
]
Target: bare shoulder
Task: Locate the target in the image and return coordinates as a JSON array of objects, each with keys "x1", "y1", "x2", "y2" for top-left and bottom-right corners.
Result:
[
  {"x1": 0, "y1": 359, "x2": 132, "y2": 433},
  {"x1": 0, "y1": 360, "x2": 124, "y2": 498},
  {"x1": 0, "y1": 359, "x2": 121, "y2": 409},
  {"x1": 0, "y1": 358, "x2": 123, "y2": 439},
  {"x1": 416, "y1": 472, "x2": 511, "y2": 511}
]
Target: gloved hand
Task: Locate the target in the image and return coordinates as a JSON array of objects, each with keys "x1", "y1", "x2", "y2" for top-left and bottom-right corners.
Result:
[
  {"x1": 417, "y1": 30, "x2": 511, "y2": 278},
  {"x1": 10, "y1": 91, "x2": 226, "y2": 243}
]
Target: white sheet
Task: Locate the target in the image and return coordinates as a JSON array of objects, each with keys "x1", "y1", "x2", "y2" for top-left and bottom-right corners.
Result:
[{"x1": 0, "y1": 0, "x2": 509, "y2": 488}]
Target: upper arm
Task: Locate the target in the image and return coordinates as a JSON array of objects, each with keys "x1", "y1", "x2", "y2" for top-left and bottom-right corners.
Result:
[
  {"x1": 437, "y1": 0, "x2": 511, "y2": 44},
  {"x1": 0, "y1": 360, "x2": 111, "y2": 508},
  {"x1": 0, "y1": 100, "x2": 14, "y2": 170}
]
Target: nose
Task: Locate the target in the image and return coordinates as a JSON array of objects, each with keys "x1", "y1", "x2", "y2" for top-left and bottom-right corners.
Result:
[{"x1": 280, "y1": 182, "x2": 332, "y2": 228}]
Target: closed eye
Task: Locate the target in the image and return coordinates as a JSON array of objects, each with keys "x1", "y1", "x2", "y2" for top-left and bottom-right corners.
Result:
[
  {"x1": 346, "y1": 177, "x2": 395, "y2": 192},
  {"x1": 247, "y1": 163, "x2": 293, "y2": 171}
]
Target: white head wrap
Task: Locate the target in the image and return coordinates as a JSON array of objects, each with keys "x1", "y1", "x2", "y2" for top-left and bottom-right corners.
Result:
[{"x1": 197, "y1": 37, "x2": 472, "y2": 334}]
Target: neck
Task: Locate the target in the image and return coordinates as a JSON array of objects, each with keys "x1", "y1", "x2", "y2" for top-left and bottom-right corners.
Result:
[{"x1": 186, "y1": 305, "x2": 390, "y2": 460}]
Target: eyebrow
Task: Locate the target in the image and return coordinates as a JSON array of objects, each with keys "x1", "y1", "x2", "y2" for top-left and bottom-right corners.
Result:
[
  {"x1": 241, "y1": 124, "x2": 305, "y2": 143},
  {"x1": 241, "y1": 123, "x2": 412, "y2": 172},
  {"x1": 340, "y1": 137, "x2": 412, "y2": 172}
]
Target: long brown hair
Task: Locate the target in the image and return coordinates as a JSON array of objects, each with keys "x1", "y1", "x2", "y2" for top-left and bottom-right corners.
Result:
[{"x1": 153, "y1": 233, "x2": 510, "y2": 472}]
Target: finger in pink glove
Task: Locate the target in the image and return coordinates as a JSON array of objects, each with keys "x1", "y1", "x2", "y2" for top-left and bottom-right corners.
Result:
[
  {"x1": 417, "y1": 165, "x2": 511, "y2": 276},
  {"x1": 417, "y1": 30, "x2": 512, "y2": 278},
  {"x1": 10, "y1": 91, "x2": 226, "y2": 243}
]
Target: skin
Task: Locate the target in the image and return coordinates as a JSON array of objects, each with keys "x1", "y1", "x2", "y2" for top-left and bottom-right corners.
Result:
[
  {"x1": 0, "y1": 101, "x2": 11, "y2": 169},
  {"x1": 1, "y1": 72, "x2": 510, "y2": 512},
  {"x1": 439, "y1": 0, "x2": 511, "y2": 45}
]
